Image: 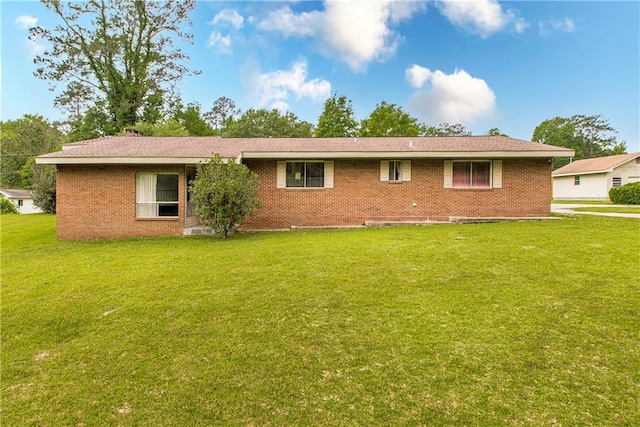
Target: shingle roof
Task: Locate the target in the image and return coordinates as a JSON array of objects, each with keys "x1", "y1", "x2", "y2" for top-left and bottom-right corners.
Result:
[
  {"x1": 36, "y1": 135, "x2": 574, "y2": 165},
  {"x1": 0, "y1": 189, "x2": 33, "y2": 199},
  {"x1": 552, "y1": 152, "x2": 640, "y2": 176}
]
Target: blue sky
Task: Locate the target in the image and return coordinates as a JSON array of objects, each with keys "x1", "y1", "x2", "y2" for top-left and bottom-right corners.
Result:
[{"x1": 2, "y1": 1, "x2": 639, "y2": 151}]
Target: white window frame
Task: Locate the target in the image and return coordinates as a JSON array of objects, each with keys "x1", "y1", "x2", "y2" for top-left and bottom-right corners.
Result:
[
  {"x1": 444, "y1": 160, "x2": 502, "y2": 189},
  {"x1": 380, "y1": 160, "x2": 411, "y2": 182},
  {"x1": 612, "y1": 177, "x2": 622, "y2": 187},
  {"x1": 574, "y1": 176, "x2": 581, "y2": 186},
  {"x1": 277, "y1": 161, "x2": 334, "y2": 189},
  {"x1": 136, "y1": 173, "x2": 179, "y2": 218}
]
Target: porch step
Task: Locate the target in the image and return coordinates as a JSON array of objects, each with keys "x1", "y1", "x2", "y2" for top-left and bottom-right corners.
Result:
[{"x1": 183, "y1": 226, "x2": 214, "y2": 236}]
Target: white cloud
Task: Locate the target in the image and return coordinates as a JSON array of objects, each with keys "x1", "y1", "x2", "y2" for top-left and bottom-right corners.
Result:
[
  {"x1": 15, "y1": 15, "x2": 37, "y2": 30},
  {"x1": 257, "y1": 1, "x2": 426, "y2": 72},
  {"x1": 257, "y1": 5, "x2": 317, "y2": 37},
  {"x1": 437, "y1": 0, "x2": 528, "y2": 38},
  {"x1": 406, "y1": 64, "x2": 432, "y2": 89},
  {"x1": 539, "y1": 18, "x2": 576, "y2": 36},
  {"x1": 407, "y1": 66, "x2": 497, "y2": 124},
  {"x1": 15, "y1": 15, "x2": 44, "y2": 56},
  {"x1": 250, "y1": 59, "x2": 331, "y2": 111},
  {"x1": 25, "y1": 38, "x2": 44, "y2": 56},
  {"x1": 207, "y1": 32, "x2": 233, "y2": 54},
  {"x1": 210, "y1": 9, "x2": 244, "y2": 30}
]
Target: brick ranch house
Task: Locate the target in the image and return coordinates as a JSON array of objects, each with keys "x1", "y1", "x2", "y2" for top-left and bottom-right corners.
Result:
[{"x1": 36, "y1": 135, "x2": 573, "y2": 240}]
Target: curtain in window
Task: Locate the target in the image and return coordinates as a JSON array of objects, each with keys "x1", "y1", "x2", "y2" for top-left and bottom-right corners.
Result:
[
  {"x1": 472, "y1": 162, "x2": 491, "y2": 187},
  {"x1": 453, "y1": 162, "x2": 471, "y2": 187},
  {"x1": 136, "y1": 173, "x2": 157, "y2": 217}
]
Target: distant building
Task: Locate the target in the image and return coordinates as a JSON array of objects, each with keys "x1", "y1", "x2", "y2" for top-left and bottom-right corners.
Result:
[
  {"x1": 0, "y1": 189, "x2": 43, "y2": 214},
  {"x1": 552, "y1": 152, "x2": 640, "y2": 200}
]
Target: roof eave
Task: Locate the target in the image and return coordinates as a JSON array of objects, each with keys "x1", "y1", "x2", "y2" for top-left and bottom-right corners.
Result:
[
  {"x1": 553, "y1": 169, "x2": 611, "y2": 177},
  {"x1": 242, "y1": 150, "x2": 575, "y2": 159},
  {"x1": 35, "y1": 156, "x2": 217, "y2": 165},
  {"x1": 36, "y1": 149, "x2": 575, "y2": 165}
]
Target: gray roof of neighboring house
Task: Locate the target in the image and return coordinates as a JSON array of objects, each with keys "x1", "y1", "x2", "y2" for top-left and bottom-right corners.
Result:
[
  {"x1": 552, "y1": 152, "x2": 640, "y2": 177},
  {"x1": 36, "y1": 135, "x2": 575, "y2": 165},
  {"x1": 0, "y1": 189, "x2": 33, "y2": 199}
]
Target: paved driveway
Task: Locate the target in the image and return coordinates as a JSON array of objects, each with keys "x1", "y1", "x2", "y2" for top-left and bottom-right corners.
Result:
[{"x1": 551, "y1": 203, "x2": 640, "y2": 218}]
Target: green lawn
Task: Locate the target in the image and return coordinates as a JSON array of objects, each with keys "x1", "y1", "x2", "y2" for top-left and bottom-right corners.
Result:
[
  {"x1": 2, "y1": 214, "x2": 639, "y2": 426},
  {"x1": 572, "y1": 206, "x2": 640, "y2": 214},
  {"x1": 551, "y1": 200, "x2": 613, "y2": 204}
]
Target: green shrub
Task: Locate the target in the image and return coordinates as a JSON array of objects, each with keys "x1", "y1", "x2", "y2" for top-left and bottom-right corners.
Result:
[
  {"x1": 190, "y1": 154, "x2": 262, "y2": 238},
  {"x1": 0, "y1": 196, "x2": 19, "y2": 214},
  {"x1": 609, "y1": 181, "x2": 640, "y2": 205}
]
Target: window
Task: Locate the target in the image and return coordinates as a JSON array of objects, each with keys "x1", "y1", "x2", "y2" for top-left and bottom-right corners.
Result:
[
  {"x1": 612, "y1": 177, "x2": 622, "y2": 187},
  {"x1": 17, "y1": 199, "x2": 23, "y2": 207},
  {"x1": 277, "y1": 161, "x2": 334, "y2": 189},
  {"x1": 389, "y1": 160, "x2": 402, "y2": 181},
  {"x1": 286, "y1": 162, "x2": 324, "y2": 187},
  {"x1": 444, "y1": 160, "x2": 502, "y2": 189},
  {"x1": 452, "y1": 161, "x2": 491, "y2": 188},
  {"x1": 380, "y1": 160, "x2": 411, "y2": 182},
  {"x1": 136, "y1": 173, "x2": 179, "y2": 217},
  {"x1": 574, "y1": 176, "x2": 581, "y2": 186}
]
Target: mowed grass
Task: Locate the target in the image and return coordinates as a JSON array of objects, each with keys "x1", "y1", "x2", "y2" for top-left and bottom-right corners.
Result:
[
  {"x1": 2, "y1": 214, "x2": 639, "y2": 426},
  {"x1": 573, "y1": 206, "x2": 640, "y2": 214},
  {"x1": 551, "y1": 200, "x2": 613, "y2": 205}
]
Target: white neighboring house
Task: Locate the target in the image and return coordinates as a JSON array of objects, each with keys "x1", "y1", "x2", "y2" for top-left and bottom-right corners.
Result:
[
  {"x1": 552, "y1": 152, "x2": 640, "y2": 200},
  {"x1": 0, "y1": 189, "x2": 43, "y2": 214}
]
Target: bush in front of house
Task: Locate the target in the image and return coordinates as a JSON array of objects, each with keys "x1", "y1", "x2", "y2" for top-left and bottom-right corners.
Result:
[
  {"x1": 609, "y1": 181, "x2": 640, "y2": 205},
  {"x1": 1, "y1": 196, "x2": 19, "y2": 214},
  {"x1": 190, "y1": 154, "x2": 262, "y2": 238}
]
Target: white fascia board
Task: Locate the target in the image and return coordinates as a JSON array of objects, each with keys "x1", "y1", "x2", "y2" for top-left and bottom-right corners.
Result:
[
  {"x1": 241, "y1": 150, "x2": 575, "y2": 159},
  {"x1": 552, "y1": 170, "x2": 609, "y2": 178},
  {"x1": 35, "y1": 157, "x2": 219, "y2": 165},
  {"x1": 35, "y1": 149, "x2": 575, "y2": 165}
]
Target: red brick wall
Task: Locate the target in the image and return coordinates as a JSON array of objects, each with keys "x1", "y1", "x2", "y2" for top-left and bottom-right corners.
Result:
[
  {"x1": 55, "y1": 159, "x2": 553, "y2": 239},
  {"x1": 241, "y1": 158, "x2": 552, "y2": 229},
  {"x1": 56, "y1": 165, "x2": 186, "y2": 240}
]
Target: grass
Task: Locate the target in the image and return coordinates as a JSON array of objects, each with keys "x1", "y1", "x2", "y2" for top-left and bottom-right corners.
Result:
[
  {"x1": 551, "y1": 200, "x2": 613, "y2": 204},
  {"x1": 572, "y1": 206, "x2": 640, "y2": 214},
  {"x1": 2, "y1": 214, "x2": 639, "y2": 426}
]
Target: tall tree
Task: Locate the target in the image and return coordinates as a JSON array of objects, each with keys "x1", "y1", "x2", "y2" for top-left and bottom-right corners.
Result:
[
  {"x1": 0, "y1": 115, "x2": 65, "y2": 189},
  {"x1": 225, "y1": 109, "x2": 314, "y2": 138},
  {"x1": 424, "y1": 122, "x2": 472, "y2": 136},
  {"x1": 315, "y1": 93, "x2": 358, "y2": 137},
  {"x1": 359, "y1": 101, "x2": 424, "y2": 137},
  {"x1": 532, "y1": 114, "x2": 626, "y2": 168},
  {"x1": 31, "y1": 0, "x2": 198, "y2": 132},
  {"x1": 133, "y1": 120, "x2": 188, "y2": 136},
  {"x1": 204, "y1": 97, "x2": 241, "y2": 136},
  {"x1": 174, "y1": 102, "x2": 214, "y2": 136},
  {"x1": 570, "y1": 114, "x2": 625, "y2": 158},
  {"x1": 485, "y1": 128, "x2": 508, "y2": 137},
  {"x1": 67, "y1": 101, "x2": 118, "y2": 142}
]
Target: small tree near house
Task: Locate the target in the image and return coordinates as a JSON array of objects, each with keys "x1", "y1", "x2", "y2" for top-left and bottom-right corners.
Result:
[{"x1": 190, "y1": 155, "x2": 261, "y2": 238}]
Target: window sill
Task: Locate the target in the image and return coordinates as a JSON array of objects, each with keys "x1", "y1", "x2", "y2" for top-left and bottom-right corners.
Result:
[
  {"x1": 450, "y1": 187, "x2": 494, "y2": 191},
  {"x1": 283, "y1": 187, "x2": 328, "y2": 190}
]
